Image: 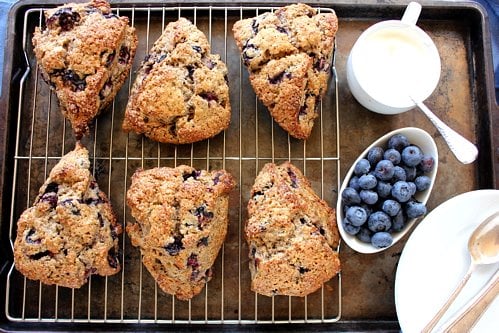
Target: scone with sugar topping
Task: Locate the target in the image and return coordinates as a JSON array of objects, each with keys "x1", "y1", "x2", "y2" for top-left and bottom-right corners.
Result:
[{"x1": 233, "y1": 3, "x2": 338, "y2": 139}]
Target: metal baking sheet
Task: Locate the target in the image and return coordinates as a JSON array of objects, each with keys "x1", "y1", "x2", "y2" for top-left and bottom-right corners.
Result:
[{"x1": 0, "y1": 0, "x2": 497, "y2": 331}]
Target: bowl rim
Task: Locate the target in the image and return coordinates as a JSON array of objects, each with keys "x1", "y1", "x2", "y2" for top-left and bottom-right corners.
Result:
[{"x1": 336, "y1": 127, "x2": 439, "y2": 254}]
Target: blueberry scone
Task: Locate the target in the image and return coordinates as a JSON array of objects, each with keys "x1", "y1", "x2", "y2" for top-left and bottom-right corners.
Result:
[
  {"x1": 14, "y1": 143, "x2": 122, "y2": 289},
  {"x1": 246, "y1": 162, "x2": 340, "y2": 297},
  {"x1": 126, "y1": 166, "x2": 235, "y2": 300},
  {"x1": 233, "y1": 4, "x2": 338, "y2": 139},
  {"x1": 123, "y1": 18, "x2": 231, "y2": 144},
  {"x1": 32, "y1": 0, "x2": 137, "y2": 138}
]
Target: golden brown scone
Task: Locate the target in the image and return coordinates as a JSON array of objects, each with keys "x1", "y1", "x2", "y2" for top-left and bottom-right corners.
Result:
[
  {"x1": 123, "y1": 18, "x2": 231, "y2": 144},
  {"x1": 246, "y1": 162, "x2": 340, "y2": 297},
  {"x1": 126, "y1": 166, "x2": 235, "y2": 300},
  {"x1": 233, "y1": 4, "x2": 338, "y2": 139},
  {"x1": 32, "y1": 0, "x2": 137, "y2": 138},
  {"x1": 14, "y1": 143, "x2": 122, "y2": 289}
]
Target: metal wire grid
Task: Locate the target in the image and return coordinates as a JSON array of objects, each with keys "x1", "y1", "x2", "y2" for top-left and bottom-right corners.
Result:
[{"x1": 5, "y1": 5, "x2": 341, "y2": 325}]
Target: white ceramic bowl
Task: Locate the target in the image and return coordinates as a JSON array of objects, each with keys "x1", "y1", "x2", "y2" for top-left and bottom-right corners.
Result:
[{"x1": 337, "y1": 127, "x2": 438, "y2": 254}]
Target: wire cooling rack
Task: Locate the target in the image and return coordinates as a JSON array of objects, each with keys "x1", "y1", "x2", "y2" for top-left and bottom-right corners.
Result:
[{"x1": 5, "y1": 4, "x2": 341, "y2": 324}]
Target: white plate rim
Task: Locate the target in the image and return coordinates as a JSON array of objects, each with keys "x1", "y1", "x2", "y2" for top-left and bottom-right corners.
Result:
[{"x1": 395, "y1": 189, "x2": 499, "y2": 333}]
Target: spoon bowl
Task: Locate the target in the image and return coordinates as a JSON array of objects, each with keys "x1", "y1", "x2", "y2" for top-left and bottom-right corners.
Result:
[{"x1": 468, "y1": 212, "x2": 499, "y2": 265}]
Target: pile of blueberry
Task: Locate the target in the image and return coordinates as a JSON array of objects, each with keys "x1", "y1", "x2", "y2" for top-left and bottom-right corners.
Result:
[{"x1": 341, "y1": 133, "x2": 435, "y2": 249}]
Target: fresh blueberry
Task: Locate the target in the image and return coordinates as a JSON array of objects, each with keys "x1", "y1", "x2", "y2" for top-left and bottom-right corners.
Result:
[
  {"x1": 354, "y1": 158, "x2": 371, "y2": 176},
  {"x1": 406, "y1": 200, "x2": 427, "y2": 218},
  {"x1": 392, "y1": 166, "x2": 407, "y2": 182},
  {"x1": 415, "y1": 175, "x2": 431, "y2": 192},
  {"x1": 349, "y1": 176, "x2": 361, "y2": 191},
  {"x1": 367, "y1": 146, "x2": 384, "y2": 166},
  {"x1": 419, "y1": 155, "x2": 435, "y2": 173},
  {"x1": 371, "y1": 232, "x2": 393, "y2": 248},
  {"x1": 368, "y1": 211, "x2": 392, "y2": 232},
  {"x1": 346, "y1": 206, "x2": 368, "y2": 227},
  {"x1": 360, "y1": 189, "x2": 378, "y2": 205},
  {"x1": 342, "y1": 187, "x2": 361, "y2": 205},
  {"x1": 401, "y1": 145, "x2": 424, "y2": 167},
  {"x1": 391, "y1": 181, "x2": 413, "y2": 202},
  {"x1": 360, "y1": 203, "x2": 373, "y2": 217},
  {"x1": 343, "y1": 219, "x2": 360, "y2": 235},
  {"x1": 358, "y1": 174, "x2": 377, "y2": 190},
  {"x1": 374, "y1": 160, "x2": 395, "y2": 181},
  {"x1": 407, "y1": 182, "x2": 417, "y2": 196},
  {"x1": 402, "y1": 165, "x2": 417, "y2": 182},
  {"x1": 384, "y1": 148, "x2": 401, "y2": 165},
  {"x1": 357, "y1": 227, "x2": 372, "y2": 243},
  {"x1": 388, "y1": 134, "x2": 410, "y2": 152},
  {"x1": 376, "y1": 181, "x2": 392, "y2": 198},
  {"x1": 382, "y1": 199, "x2": 401, "y2": 217},
  {"x1": 391, "y1": 210, "x2": 406, "y2": 232}
]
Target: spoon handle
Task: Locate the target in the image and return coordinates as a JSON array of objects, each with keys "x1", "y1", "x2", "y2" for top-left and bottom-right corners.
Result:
[
  {"x1": 414, "y1": 100, "x2": 478, "y2": 165},
  {"x1": 421, "y1": 264, "x2": 474, "y2": 333},
  {"x1": 438, "y1": 268, "x2": 499, "y2": 332}
]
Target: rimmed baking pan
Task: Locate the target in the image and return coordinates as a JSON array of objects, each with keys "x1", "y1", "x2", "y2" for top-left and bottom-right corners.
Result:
[{"x1": 0, "y1": 0, "x2": 497, "y2": 331}]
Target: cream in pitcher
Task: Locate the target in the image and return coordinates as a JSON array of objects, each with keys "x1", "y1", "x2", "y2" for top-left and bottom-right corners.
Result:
[{"x1": 353, "y1": 25, "x2": 440, "y2": 108}]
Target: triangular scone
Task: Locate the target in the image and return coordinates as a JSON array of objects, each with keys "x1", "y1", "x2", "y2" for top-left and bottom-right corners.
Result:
[
  {"x1": 126, "y1": 166, "x2": 235, "y2": 300},
  {"x1": 123, "y1": 18, "x2": 231, "y2": 144},
  {"x1": 246, "y1": 162, "x2": 340, "y2": 297},
  {"x1": 14, "y1": 143, "x2": 122, "y2": 289},
  {"x1": 32, "y1": 0, "x2": 137, "y2": 139},
  {"x1": 233, "y1": 4, "x2": 338, "y2": 139}
]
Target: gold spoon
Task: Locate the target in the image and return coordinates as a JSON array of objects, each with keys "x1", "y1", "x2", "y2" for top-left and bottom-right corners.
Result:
[{"x1": 421, "y1": 211, "x2": 499, "y2": 333}]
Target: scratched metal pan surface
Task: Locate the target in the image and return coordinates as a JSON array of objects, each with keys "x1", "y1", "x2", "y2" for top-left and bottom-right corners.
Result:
[{"x1": 0, "y1": 0, "x2": 497, "y2": 331}]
